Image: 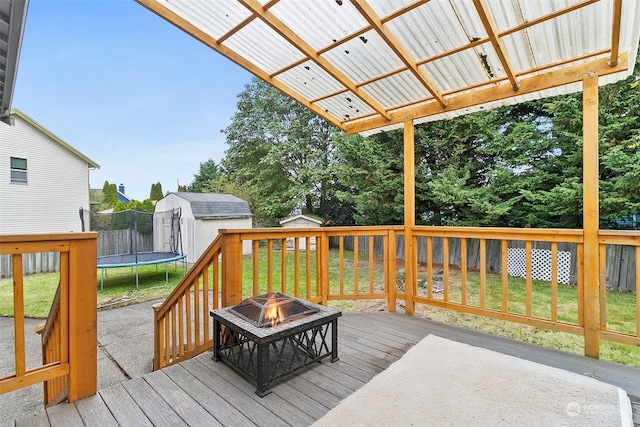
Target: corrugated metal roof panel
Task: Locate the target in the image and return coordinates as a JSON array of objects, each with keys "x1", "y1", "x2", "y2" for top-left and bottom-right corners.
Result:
[
  {"x1": 137, "y1": 0, "x2": 640, "y2": 134},
  {"x1": 225, "y1": 19, "x2": 305, "y2": 75},
  {"x1": 362, "y1": 71, "x2": 431, "y2": 110},
  {"x1": 321, "y1": 30, "x2": 405, "y2": 83},
  {"x1": 270, "y1": 0, "x2": 367, "y2": 51},
  {"x1": 276, "y1": 61, "x2": 345, "y2": 101}
]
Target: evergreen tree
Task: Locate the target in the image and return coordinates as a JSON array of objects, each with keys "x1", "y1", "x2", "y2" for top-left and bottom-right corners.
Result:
[{"x1": 150, "y1": 182, "x2": 163, "y2": 200}]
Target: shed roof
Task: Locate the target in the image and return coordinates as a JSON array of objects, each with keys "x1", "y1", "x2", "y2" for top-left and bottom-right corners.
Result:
[
  {"x1": 172, "y1": 192, "x2": 252, "y2": 219},
  {"x1": 280, "y1": 214, "x2": 323, "y2": 226},
  {"x1": 136, "y1": 0, "x2": 640, "y2": 135}
]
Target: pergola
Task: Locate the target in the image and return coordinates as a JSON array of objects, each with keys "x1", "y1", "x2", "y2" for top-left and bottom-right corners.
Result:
[{"x1": 136, "y1": 0, "x2": 640, "y2": 357}]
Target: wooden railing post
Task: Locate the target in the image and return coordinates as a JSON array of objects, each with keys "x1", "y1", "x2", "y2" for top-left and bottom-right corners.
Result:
[
  {"x1": 319, "y1": 231, "x2": 330, "y2": 305},
  {"x1": 221, "y1": 231, "x2": 243, "y2": 307},
  {"x1": 387, "y1": 229, "x2": 397, "y2": 312},
  {"x1": 67, "y1": 235, "x2": 98, "y2": 402},
  {"x1": 582, "y1": 71, "x2": 600, "y2": 358},
  {"x1": 152, "y1": 303, "x2": 162, "y2": 370}
]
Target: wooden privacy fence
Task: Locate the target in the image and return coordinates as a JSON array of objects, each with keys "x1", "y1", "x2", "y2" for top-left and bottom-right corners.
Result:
[
  {"x1": 0, "y1": 252, "x2": 60, "y2": 278},
  {"x1": 97, "y1": 230, "x2": 153, "y2": 257},
  {"x1": 0, "y1": 230, "x2": 153, "y2": 278}
]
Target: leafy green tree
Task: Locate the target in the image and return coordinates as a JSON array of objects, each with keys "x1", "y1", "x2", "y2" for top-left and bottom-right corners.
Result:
[{"x1": 222, "y1": 78, "x2": 341, "y2": 223}]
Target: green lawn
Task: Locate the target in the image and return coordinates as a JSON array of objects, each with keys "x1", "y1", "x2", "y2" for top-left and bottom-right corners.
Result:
[
  {"x1": 0, "y1": 249, "x2": 637, "y2": 367},
  {"x1": 0, "y1": 263, "x2": 186, "y2": 318}
]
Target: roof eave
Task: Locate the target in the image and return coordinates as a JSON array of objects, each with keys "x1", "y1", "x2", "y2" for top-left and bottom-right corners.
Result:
[{"x1": 1, "y1": 0, "x2": 29, "y2": 121}]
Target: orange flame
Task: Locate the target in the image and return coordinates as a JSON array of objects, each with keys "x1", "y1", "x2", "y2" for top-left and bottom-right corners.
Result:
[{"x1": 264, "y1": 294, "x2": 284, "y2": 326}]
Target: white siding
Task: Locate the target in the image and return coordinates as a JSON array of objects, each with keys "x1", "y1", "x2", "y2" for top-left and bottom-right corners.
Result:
[
  {"x1": 195, "y1": 217, "x2": 252, "y2": 264},
  {"x1": 0, "y1": 116, "x2": 91, "y2": 234}
]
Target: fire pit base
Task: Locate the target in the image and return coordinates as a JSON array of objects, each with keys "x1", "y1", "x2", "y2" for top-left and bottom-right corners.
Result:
[{"x1": 211, "y1": 302, "x2": 341, "y2": 397}]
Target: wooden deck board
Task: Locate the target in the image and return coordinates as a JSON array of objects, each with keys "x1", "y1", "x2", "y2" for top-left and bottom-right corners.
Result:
[
  {"x1": 99, "y1": 383, "x2": 154, "y2": 427},
  {"x1": 12, "y1": 312, "x2": 640, "y2": 426},
  {"x1": 143, "y1": 370, "x2": 223, "y2": 426},
  {"x1": 74, "y1": 394, "x2": 119, "y2": 427},
  {"x1": 45, "y1": 401, "x2": 83, "y2": 427},
  {"x1": 14, "y1": 410, "x2": 49, "y2": 427},
  {"x1": 161, "y1": 363, "x2": 257, "y2": 427},
  {"x1": 121, "y1": 377, "x2": 188, "y2": 427}
]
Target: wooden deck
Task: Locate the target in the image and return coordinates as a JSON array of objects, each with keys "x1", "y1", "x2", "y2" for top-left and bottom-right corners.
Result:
[{"x1": 14, "y1": 312, "x2": 640, "y2": 426}]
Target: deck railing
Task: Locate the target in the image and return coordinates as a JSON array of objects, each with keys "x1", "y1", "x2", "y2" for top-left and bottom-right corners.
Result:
[
  {"x1": 598, "y1": 230, "x2": 640, "y2": 348},
  {"x1": 0, "y1": 233, "x2": 97, "y2": 405},
  {"x1": 153, "y1": 234, "x2": 222, "y2": 370},
  {"x1": 152, "y1": 226, "x2": 639, "y2": 370}
]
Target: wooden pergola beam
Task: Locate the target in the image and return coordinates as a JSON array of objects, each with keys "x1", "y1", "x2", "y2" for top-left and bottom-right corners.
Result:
[
  {"x1": 351, "y1": 0, "x2": 446, "y2": 107},
  {"x1": 135, "y1": 0, "x2": 347, "y2": 131},
  {"x1": 609, "y1": 0, "x2": 623, "y2": 66},
  {"x1": 237, "y1": 0, "x2": 391, "y2": 121},
  {"x1": 473, "y1": 0, "x2": 519, "y2": 90},
  {"x1": 345, "y1": 52, "x2": 628, "y2": 134}
]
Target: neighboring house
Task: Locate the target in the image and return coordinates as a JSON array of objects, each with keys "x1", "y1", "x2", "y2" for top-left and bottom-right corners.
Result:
[
  {"x1": 0, "y1": 109, "x2": 99, "y2": 234},
  {"x1": 89, "y1": 183, "x2": 132, "y2": 207},
  {"x1": 279, "y1": 214, "x2": 323, "y2": 251},
  {"x1": 153, "y1": 192, "x2": 252, "y2": 264},
  {"x1": 117, "y1": 183, "x2": 132, "y2": 204}
]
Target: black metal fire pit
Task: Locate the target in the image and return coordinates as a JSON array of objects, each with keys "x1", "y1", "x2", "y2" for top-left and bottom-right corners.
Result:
[{"x1": 211, "y1": 293, "x2": 341, "y2": 397}]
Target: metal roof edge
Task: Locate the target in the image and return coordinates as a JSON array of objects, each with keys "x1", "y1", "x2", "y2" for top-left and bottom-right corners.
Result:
[{"x1": 0, "y1": 0, "x2": 29, "y2": 119}]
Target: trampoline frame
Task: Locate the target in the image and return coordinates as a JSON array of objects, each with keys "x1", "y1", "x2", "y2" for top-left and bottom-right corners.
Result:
[
  {"x1": 92, "y1": 207, "x2": 186, "y2": 291},
  {"x1": 97, "y1": 252, "x2": 187, "y2": 290}
]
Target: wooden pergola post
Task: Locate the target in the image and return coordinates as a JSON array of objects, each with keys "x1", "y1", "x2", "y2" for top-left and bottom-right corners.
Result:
[
  {"x1": 404, "y1": 119, "x2": 416, "y2": 316},
  {"x1": 582, "y1": 71, "x2": 600, "y2": 358}
]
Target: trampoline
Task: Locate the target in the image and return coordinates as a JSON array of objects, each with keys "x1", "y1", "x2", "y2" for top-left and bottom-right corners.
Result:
[
  {"x1": 90, "y1": 207, "x2": 187, "y2": 290},
  {"x1": 97, "y1": 251, "x2": 186, "y2": 290}
]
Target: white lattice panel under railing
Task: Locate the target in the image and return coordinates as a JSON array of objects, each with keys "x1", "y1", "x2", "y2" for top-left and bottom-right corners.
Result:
[{"x1": 507, "y1": 248, "x2": 572, "y2": 284}]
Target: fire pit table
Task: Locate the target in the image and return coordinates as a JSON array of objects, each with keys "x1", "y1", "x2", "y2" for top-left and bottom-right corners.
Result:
[{"x1": 211, "y1": 292, "x2": 341, "y2": 397}]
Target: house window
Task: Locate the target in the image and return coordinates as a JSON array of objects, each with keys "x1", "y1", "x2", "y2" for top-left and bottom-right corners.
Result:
[{"x1": 10, "y1": 157, "x2": 27, "y2": 183}]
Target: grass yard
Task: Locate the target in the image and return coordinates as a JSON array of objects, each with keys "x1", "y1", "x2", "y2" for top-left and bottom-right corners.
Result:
[
  {"x1": 0, "y1": 263, "x2": 186, "y2": 318},
  {"x1": 0, "y1": 248, "x2": 638, "y2": 367}
]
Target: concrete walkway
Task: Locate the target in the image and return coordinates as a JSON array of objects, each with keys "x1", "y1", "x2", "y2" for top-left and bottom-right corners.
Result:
[{"x1": 0, "y1": 300, "x2": 160, "y2": 426}]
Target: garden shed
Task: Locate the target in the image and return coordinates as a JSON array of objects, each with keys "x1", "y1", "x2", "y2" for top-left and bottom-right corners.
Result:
[
  {"x1": 280, "y1": 214, "x2": 323, "y2": 251},
  {"x1": 153, "y1": 192, "x2": 252, "y2": 264}
]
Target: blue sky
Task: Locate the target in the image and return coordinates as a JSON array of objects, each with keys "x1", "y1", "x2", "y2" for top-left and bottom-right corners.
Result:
[{"x1": 12, "y1": 0, "x2": 252, "y2": 202}]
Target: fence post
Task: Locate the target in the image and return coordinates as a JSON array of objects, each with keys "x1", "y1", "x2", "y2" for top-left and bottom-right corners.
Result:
[
  {"x1": 67, "y1": 234, "x2": 98, "y2": 401},
  {"x1": 221, "y1": 231, "x2": 243, "y2": 307}
]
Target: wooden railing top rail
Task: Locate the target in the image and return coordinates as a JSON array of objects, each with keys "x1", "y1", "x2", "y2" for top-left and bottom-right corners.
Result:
[
  {"x1": 0, "y1": 232, "x2": 99, "y2": 244},
  {"x1": 411, "y1": 226, "x2": 584, "y2": 242},
  {"x1": 218, "y1": 225, "x2": 404, "y2": 240},
  {"x1": 154, "y1": 234, "x2": 222, "y2": 319},
  {"x1": 599, "y1": 230, "x2": 640, "y2": 245}
]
